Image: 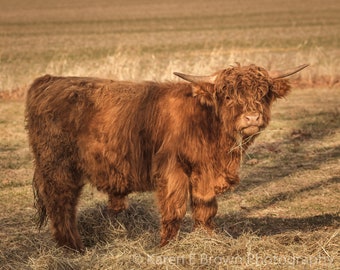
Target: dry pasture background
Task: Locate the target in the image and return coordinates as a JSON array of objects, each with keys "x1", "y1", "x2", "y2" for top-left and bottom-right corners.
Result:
[{"x1": 0, "y1": 0, "x2": 339, "y2": 269}]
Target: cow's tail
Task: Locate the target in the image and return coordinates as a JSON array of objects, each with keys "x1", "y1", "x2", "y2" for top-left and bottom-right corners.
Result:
[{"x1": 32, "y1": 171, "x2": 48, "y2": 229}]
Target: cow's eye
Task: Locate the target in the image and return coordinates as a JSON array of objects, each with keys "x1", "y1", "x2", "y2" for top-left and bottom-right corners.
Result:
[{"x1": 225, "y1": 95, "x2": 230, "y2": 100}]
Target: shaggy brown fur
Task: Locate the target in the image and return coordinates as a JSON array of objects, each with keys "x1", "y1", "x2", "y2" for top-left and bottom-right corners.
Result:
[{"x1": 25, "y1": 64, "x2": 296, "y2": 252}]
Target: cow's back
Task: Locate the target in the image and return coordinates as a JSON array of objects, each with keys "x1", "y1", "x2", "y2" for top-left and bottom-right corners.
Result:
[{"x1": 25, "y1": 75, "x2": 160, "y2": 193}]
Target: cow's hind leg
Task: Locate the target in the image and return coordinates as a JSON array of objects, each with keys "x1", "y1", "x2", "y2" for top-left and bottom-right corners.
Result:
[
  {"x1": 49, "y1": 184, "x2": 84, "y2": 252},
  {"x1": 36, "y1": 165, "x2": 85, "y2": 252},
  {"x1": 156, "y1": 165, "x2": 189, "y2": 247}
]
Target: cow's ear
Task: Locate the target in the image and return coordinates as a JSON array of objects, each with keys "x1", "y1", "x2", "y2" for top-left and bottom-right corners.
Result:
[
  {"x1": 192, "y1": 82, "x2": 216, "y2": 107},
  {"x1": 271, "y1": 79, "x2": 291, "y2": 99},
  {"x1": 174, "y1": 72, "x2": 217, "y2": 107},
  {"x1": 269, "y1": 64, "x2": 309, "y2": 99}
]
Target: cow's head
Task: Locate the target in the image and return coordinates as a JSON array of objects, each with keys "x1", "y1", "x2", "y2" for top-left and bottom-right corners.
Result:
[{"x1": 174, "y1": 64, "x2": 308, "y2": 138}]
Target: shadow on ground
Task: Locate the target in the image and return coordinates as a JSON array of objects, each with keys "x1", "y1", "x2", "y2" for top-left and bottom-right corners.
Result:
[{"x1": 238, "y1": 109, "x2": 340, "y2": 192}]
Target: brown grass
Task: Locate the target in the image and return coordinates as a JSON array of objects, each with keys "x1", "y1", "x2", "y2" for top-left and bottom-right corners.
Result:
[
  {"x1": 0, "y1": 0, "x2": 339, "y2": 92},
  {"x1": 0, "y1": 0, "x2": 339, "y2": 269}
]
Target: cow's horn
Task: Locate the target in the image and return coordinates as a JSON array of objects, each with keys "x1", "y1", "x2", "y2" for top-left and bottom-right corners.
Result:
[
  {"x1": 174, "y1": 72, "x2": 217, "y2": 84},
  {"x1": 270, "y1": 64, "x2": 310, "y2": 79}
]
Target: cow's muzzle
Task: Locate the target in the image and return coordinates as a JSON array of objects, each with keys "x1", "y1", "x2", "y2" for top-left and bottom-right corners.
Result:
[{"x1": 239, "y1": 113, "x2": 264, "y2": 136}]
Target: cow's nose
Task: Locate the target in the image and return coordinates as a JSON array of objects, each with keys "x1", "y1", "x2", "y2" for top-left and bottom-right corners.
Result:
[{"x1": 245, "y1": 113, "x2": 261, "y2": 125}]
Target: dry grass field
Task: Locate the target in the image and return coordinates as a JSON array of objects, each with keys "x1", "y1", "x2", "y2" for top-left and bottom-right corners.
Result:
[{"x1": 0, "y1": 0, "x2": 339, "y2": 269}]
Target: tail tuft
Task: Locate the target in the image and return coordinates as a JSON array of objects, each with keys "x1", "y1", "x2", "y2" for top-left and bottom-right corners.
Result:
[{"x1": 32, "y1": 179, "x2": 48, "y2": 229}]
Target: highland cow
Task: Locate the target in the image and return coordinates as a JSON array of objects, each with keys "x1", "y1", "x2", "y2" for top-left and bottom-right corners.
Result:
[{"x1": 25, "y1": 63, "x2": 308, "y2": 252}]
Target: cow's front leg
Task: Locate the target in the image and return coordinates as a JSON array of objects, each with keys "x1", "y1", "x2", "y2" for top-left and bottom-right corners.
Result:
[
  {"x1": 190, "y1": 173, "x2": 218, "y2": 232},
  {"x1": 214, "y1": 173, "x2": 240, "y2": 194},
  {"x1": 191, "y1": 196, "x2": 218, "y2": 231},
  {"x1": 156, "y1": 166, "x2": 189, "y2": 247}
]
